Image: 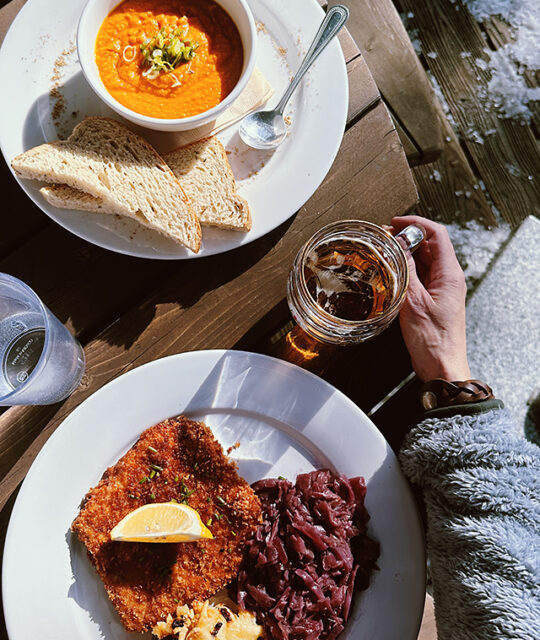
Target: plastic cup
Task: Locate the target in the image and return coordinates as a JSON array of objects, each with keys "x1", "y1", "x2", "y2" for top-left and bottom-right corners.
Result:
[{"x1": 0, "y1": 273, "x2": 85, "y2": 405}]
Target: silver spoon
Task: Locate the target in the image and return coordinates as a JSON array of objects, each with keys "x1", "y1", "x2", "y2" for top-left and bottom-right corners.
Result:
[{"x1": 239, "y1": 4, "x2": 350, "y2": 150}]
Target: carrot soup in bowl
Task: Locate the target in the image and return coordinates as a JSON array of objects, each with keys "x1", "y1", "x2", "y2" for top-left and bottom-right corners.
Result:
[{"x1": 78, "y1": 0, "x2": 256, "y2": 131}]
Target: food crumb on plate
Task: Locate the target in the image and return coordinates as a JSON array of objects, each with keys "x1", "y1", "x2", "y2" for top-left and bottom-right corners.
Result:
[{"x1": 226, "y1": 442, "x2": 241, "y2": 455}]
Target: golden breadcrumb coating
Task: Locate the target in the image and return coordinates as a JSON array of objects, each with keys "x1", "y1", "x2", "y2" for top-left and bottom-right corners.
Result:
[{"x1": 72, "y1": 416, "x2": 261, "y2": 632}]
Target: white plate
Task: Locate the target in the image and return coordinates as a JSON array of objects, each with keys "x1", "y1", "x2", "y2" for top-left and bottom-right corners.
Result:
[
  {"x1": 0, "y1": 0, "x2": 348, "y2": 259},
  {"x1": 3, "y1": 350, "x2": 425, "y2": 640}
]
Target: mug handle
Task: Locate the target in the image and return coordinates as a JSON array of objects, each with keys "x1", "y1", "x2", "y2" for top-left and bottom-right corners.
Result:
[{"x1": 395, "y1": 224, "x2": 425, "y2": 253}]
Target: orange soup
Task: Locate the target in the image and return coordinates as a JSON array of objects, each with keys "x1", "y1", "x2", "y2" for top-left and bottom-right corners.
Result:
[{"x1": 95, "y1": 0, "x2": 244, "y2": 119}]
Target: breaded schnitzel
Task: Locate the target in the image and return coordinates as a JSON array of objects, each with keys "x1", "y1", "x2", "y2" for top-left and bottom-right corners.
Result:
[{"x1": 71, "y1": 416, "x2": 261, "y2": 632}]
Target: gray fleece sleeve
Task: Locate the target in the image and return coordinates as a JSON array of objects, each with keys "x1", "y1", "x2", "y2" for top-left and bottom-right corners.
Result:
[{"x1": 399, "y1": 407, "x2": 540, "y2": 640}]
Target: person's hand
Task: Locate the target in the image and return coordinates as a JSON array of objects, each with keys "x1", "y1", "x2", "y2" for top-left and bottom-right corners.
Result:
[{"x1": 391, "y1": 215, "x2": 471, "y2": 382}]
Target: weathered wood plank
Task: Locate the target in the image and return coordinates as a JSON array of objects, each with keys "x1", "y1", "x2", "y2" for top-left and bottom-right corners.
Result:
[
  {"x1": 0, "y1": 224, "x2": 170, "y2": 340},
  {"x1": 412, "y1": 106, "x2": 497, "y2": 227},
  {"x1": 370, "y1": 374, "x2": 423, "y2": 453},
  {"x1": 399, "y1": 0, "x2": 540, "y2": 226},
  {"x1": 0, "y1": 96, "x2": 417, "y2": 510},
  {"x1": 346, "y1": 53, "x2": 381, "y2": 124},
  {"x1": 337, "y1": 18, "x2": 361, "y2": 63},
  {"x1": 391, "y1": 113, "x2": 421, "y2": 165},
  {"x1": 331, "y1": 0, "x2": 443, "y2": 164}
]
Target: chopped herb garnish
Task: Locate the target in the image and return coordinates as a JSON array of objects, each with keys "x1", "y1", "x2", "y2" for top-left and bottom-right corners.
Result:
[
  {"x1": 140, "y1": 27, "x2": 199, "y2": 79},
  {"x1": 206, "y1": 518, "x2": 212, "y2": 526},
  {"x1": 180, "y1": 480, "x2": 195, "y2": 503},
  {"x1": 216, "y1": 496, "x2": 227, "y2": 506},
  {"x1": 206, "y1": 497, "x2": 211, "y2": 503},
  {"x1": 214, "y1": 513, "x2": 222, "y2": 520},
  {"x1": 231, "y1": 531, "x2": 237, "y2": 537},
  {"x1": 174, "y1": 598, "x2": 179, "y2": 603},
  {"x1": 150, "y1": 464, "x2": 163, "y2": 472},
  {"x1": 148, "y1": 446, "x2": 158, "y2": 453},
  {"x1": 149, "y1": 469, "x2": 156, "y2": 479},
  {"x1": 170, "y1": 498, "x2": 178, "y2": 503},
  {"x1": 139, "y1": 476, "x2": 148, "y2": 484},
  {"x1": 278, "y1": 475, "x2": 286, "y2": 480},
  {"x1": 194, "y1": 462, "x2": 199, "y2": 470},
  {"x1": 128, "y1": 494, "x2": 136, "y2": 499},
  {"x1": 150, "y1": 492, "x2": 156, "y2": 500},
  {"x1": 174, "y1": 476, "x2": 179, "y2": 483}
]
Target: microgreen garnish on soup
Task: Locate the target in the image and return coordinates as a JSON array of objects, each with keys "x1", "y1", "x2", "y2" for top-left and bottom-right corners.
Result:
[{"x1": 140, "y1": 27, "x2": 199, "y2": 79}]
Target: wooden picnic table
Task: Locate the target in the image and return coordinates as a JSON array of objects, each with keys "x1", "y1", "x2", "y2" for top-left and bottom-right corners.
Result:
[{"x1": 0, "y1": 0, "x2": 438, "y2": 637}]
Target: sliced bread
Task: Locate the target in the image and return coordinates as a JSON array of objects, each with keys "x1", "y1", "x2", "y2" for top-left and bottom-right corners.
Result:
[
  {"x1": 11, "y1": 117, "x2": 201, "y2": 252},
  {"x1": 165, "y1": 137, "x2": 251, "y2": 231},
  {"x1": 39, "y1": 136, "x2": 251, "y2": 232}
]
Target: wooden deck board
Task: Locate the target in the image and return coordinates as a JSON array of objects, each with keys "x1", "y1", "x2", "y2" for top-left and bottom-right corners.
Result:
[
  {"x1": 0, "y1": 224, "x2": 170, "y2": 340},
  {"x1": 412, "y1": 106, "x2": 497, "y2": 227},
  {"x1": 333, "y1": 0, "x2": 443, "y2": 164},
  {"x1": 397, "y1": 0, "x2": 540, "y2": 227}
]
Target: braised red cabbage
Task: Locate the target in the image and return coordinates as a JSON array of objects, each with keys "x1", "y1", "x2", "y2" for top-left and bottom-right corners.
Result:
[{"x1": 231, "y1": 470, "x2": 379, "y2": 639}]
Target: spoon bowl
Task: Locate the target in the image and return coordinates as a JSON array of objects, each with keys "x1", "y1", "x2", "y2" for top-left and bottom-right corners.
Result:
[{"x1": 239, "y1": 110, "x2": 288, "y2": 150}]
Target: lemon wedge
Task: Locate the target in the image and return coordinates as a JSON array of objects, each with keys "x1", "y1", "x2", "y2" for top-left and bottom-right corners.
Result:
[{"x1": 110, "y1": 502, "x2": 213, "y2": 543}]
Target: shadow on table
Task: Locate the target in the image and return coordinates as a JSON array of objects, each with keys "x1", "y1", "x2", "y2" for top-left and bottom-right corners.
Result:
[{"x1": 83, "y1": 213, "x2": 295, "y2": 350}]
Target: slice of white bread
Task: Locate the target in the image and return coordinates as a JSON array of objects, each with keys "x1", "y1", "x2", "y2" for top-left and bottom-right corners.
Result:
[
  {"x1": 39, "y1": 136, "x2": 251, "y2": 232},
  {"x1": 11, "y1": 117, "x2": 201, "y2": 253},
  {"x1": 166, "y1": 137, "x2": 251, "y2": 231}
]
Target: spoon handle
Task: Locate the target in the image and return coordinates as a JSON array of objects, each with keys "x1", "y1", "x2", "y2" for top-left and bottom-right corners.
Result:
[{"x1": 275, "y1": 4, "x2": 349, "y2": 115}]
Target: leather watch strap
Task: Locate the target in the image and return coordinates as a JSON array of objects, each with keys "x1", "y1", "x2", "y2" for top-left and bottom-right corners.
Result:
[{"x1": 420, "y1": 378, "x2": 495, "y2": 411}]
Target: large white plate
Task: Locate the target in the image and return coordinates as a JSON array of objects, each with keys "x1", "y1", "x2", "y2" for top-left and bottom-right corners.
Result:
[
  {"x1": 3, "y1": 350, "x2": 425, "y2": 640},
  {"x1": 0, "y1": 0, "x2": 348, "y2": 259}
]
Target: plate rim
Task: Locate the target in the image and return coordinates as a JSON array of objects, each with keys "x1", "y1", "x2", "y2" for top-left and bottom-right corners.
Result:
[
  {"x1": 0, "y1": 0, "x2": 349, "y2": 260},
  {"x1": 2, "y1": 348, "x2": 426, "y2": 640}
]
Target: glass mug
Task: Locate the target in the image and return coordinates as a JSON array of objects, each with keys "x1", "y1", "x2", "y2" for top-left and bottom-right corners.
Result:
[{"x1": 287, "y1": 220, "x2": 425, "y2": 344}]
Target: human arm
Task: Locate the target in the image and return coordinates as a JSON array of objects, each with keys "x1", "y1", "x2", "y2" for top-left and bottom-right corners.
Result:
[
  {"x1": 393, "y1": 216, "x2": 540, "y2": 640},
  {"x1": 400, "y1": 405, "x2": 540, "y2": 640}
]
